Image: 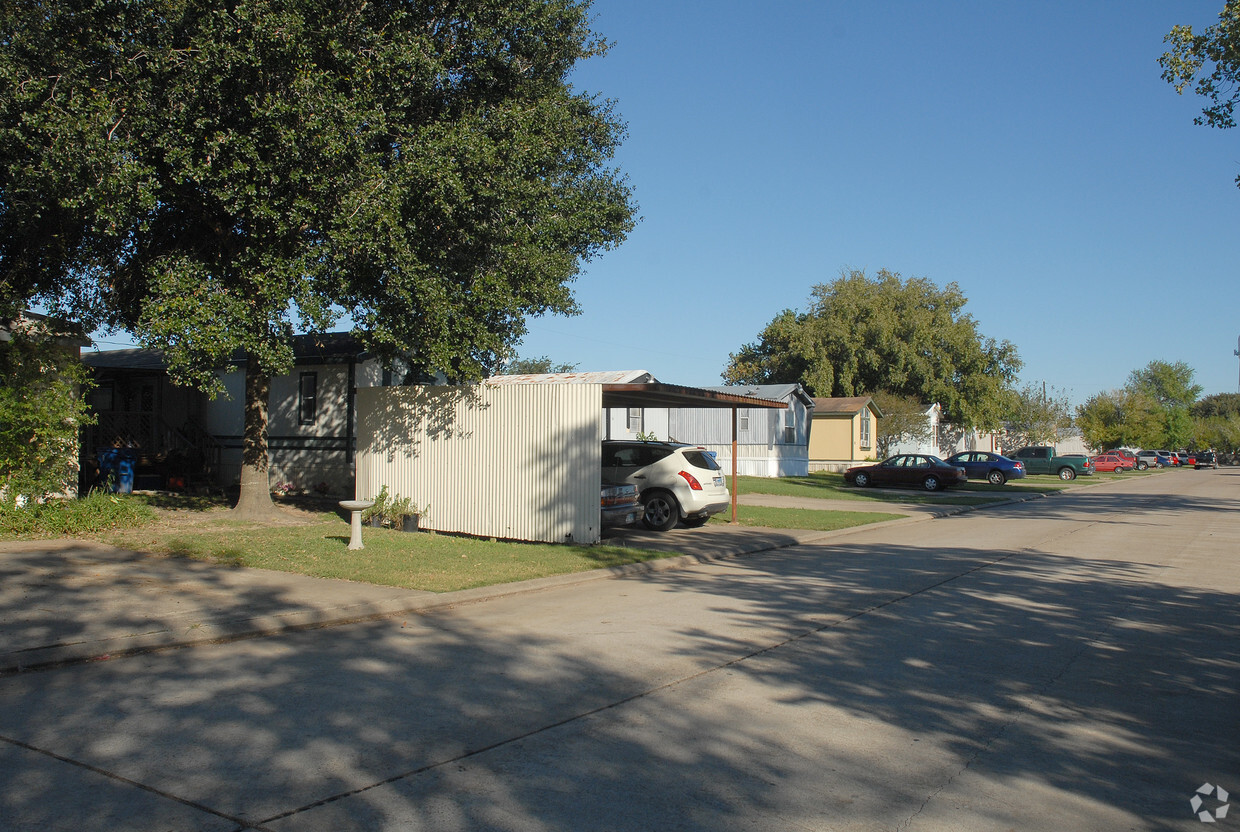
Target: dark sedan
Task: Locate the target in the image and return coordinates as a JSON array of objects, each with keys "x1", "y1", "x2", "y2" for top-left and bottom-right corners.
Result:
[
  {"x1": 944, "y1": 451, "x2": 1027, "y2": 485},
  {"x1": 844, "y1": 454, "x2": 968, "y2": 492}
]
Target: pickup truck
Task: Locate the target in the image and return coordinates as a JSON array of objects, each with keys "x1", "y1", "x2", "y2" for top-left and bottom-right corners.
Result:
[{"x1": 1008, "y1": 447, "x2": 1094, "y2": 480}]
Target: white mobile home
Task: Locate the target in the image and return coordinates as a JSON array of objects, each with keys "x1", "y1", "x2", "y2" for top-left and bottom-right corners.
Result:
[{"x1": 655, "y1": 384, "x2": 813, "y2": 477}]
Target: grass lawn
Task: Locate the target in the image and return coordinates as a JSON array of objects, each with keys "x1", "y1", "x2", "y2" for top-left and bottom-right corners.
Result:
[
  {"x1": 93, "y1": 500, "x2": 686, "y2": 593},
  {"x1": 13, "y1": 466, "x2": 1124, "y2": 593},
  {"x1": 709, "y1": 505, "x2": 906, "y2": 531},
  {"x1": 90, "y1": 497, "x2": 906, "y2": 591}
]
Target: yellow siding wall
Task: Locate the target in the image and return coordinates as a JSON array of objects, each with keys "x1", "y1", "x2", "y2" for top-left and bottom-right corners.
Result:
[
  {"x1": 809, "y1": 415, "x2": 855, "y2": 460},
  {"x1": 808, "y1": 408, "x2": 879, "y2": 461}
]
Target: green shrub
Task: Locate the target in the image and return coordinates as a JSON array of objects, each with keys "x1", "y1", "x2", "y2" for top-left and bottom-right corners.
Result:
[
  {"x1": 0, "y1": 491, "x2": 156, "y2": 539},
  {"x1": 0, "y1": 317, "x2": 95, "y2": 503}
]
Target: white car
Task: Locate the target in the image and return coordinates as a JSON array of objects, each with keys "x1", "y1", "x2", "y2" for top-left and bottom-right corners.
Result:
[{"x1": 601, "y1": 441, "x2": 730, "y2": 531}]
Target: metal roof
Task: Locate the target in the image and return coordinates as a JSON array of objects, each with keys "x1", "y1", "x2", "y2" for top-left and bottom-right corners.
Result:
[
  {"x1": 487, "y1": 370, "x2": 656, "y2": 385},
  {"x1": 812, "y1": 396, "x2": 883, "y2": 418},
  {"x1": 488, "y1": 371, "x2": 786, "y2": 409},
  {"x1": 601, "y1": 382, "x2": 786, "y2": 410},
  {"x1": 699, "y1": 383, "x2": 814, "y2": 408}
]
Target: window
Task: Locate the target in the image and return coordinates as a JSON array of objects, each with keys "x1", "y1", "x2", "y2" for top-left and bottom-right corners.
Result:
[
  {"x1": 783, "y1": 410, "x2": 796, "y2": 444},
  {"x1": 298, "y1": 372, "x2": 318, "y2": 425},
  {"x1": 89, "y1": 381, "x2": 114, "y2": 412},
  {"x1": 859, "y1": 407, "x2": 871, "y2": 450},
  {"x1": 738, "y1": 410, "x2": 750, "y2": 431},
  {"x1": 626, "y1": 407, "x2": 642, "y2": 432}
]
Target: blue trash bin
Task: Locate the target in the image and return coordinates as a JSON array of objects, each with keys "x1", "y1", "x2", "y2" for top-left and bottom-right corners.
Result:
[
  {"x1": 96, "y1": 448, "x2": 119, "y2": 492},
  {"x1": 117, "y1": 450, "x2": 136, "y2": 494}
]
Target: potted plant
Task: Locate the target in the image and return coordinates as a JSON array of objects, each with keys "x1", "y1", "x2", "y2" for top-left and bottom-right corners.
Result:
[
  {"x1": 362, "y1": 485, "x2": 389, "y2": 527},
  {"x1": 360, "y1": 486, "x2": 421, "y2": 531},
  {"x1": 386, "y1": 493, "x2": 421, "y2": 532}
]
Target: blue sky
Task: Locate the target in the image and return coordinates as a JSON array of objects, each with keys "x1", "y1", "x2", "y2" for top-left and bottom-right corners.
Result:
[{"x1": 509, "y1": 0, "x2": 1240, "y2": 404}]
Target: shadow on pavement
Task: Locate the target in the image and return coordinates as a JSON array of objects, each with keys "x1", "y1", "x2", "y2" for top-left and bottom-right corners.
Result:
[{"x1": 1, "y1": 505, "x2": 1236, "y2": 831}]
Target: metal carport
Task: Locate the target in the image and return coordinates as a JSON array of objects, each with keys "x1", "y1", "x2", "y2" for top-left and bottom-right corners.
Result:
[
  {"x1": 600, "y1": 382, "x2": 788, "y2": 525},
  {"x1": 354, "y1": 379, "x2": 787, "y2": 543}
]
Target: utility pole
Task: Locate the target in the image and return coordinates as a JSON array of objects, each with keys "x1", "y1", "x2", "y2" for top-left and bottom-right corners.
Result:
[{"x1": 1236, "y1": 335, "x2": 1240, "y2": 393}]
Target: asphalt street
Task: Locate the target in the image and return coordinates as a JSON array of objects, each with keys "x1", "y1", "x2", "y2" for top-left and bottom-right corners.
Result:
[{"x1": 1, "y1": 469, "x2": 1237, "y2": 831}]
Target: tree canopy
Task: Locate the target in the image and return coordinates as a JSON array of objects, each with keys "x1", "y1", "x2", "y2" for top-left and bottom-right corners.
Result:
[
  {"x1": 496, "y1": 355, "x2": 580, "y2": 375},
  {"x1": 1076, "y1": 360, "x2": 1202, "y2": 450},
  {"x1": 1160, "y1": 1, "x2": 1240, "y2": 186},
  {"x1": 1192, "y1": 392, "x2": 1240, "y2": 419},
  {"x1": 1075, "y1": 389, "x2": 1165, "y2": 451},
  {"x1": 1127, "y1": 360, "x2": 1203, "y2": 408},
  {"x1": 869, "y1": 391, "x2": 931, "y2": 459},
  {"x1": 724, "y1": 269, "x2": 1021, "y2": 430},
  {"x1": 1002, "y1": 382, "x2": 1075, "y2": 450},
  {"x1": 1, "y1": 0, "x2": 636, "y2": 515}
]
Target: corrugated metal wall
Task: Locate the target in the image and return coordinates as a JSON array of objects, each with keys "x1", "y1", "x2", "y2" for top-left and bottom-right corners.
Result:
[{"x1": 355, "y1": 383, "x2": 604, "y2": 544}]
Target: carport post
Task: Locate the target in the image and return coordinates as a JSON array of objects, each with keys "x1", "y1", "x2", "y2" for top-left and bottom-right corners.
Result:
[{"x1": 731, "y1": 406, "x2": 738, "y2": 524}]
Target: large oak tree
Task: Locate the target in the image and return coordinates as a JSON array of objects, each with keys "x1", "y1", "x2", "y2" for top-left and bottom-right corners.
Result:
[
  {"x1": 1, "y1": 0, "x2": 636, "y2": 517},
  {"x1": 724, "y1": 269, "x2": 1021, "y2": 431}
]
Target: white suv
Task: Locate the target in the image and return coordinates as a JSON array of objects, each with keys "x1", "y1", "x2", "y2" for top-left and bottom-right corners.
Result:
[{"x1": 601, "y1": 441, "x2": 730, "y2": 531}]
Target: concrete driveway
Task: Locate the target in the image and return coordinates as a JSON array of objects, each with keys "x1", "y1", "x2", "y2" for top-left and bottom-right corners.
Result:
[{"x1": 1, "y1": 469, "x2": 1237, "y2": 831}]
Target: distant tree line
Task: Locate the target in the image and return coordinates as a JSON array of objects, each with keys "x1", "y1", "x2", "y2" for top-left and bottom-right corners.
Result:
[{"x1": 725, "y1": 270, "x2": 1229, "y2": 455}]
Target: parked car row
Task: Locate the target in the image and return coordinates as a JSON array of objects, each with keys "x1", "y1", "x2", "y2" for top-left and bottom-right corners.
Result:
[
  {"x1": 1104, "y1": 448, "x2": 1223, "y2": 469},
  {"x1": 606, "y1": 438, "x2": 1226, "y2": 531}
]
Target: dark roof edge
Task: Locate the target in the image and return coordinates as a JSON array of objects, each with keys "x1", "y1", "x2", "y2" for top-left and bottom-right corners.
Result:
[{"x1": 602, "y1": 382, "x2": 788, "y2": 409}]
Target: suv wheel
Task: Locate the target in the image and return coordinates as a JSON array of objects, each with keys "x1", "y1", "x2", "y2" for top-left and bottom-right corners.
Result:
[
  {"x1": 641, "y1": 491, "x2": 680, "y2": 532},
  {"x1": 1137, "y1": 461, "x2": 1148, "y2": 470}
]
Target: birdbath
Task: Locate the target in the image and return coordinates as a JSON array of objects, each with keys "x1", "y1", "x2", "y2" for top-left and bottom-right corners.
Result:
[{"x1": 339, "y1": 500, "x2": 375, "y2": 550}]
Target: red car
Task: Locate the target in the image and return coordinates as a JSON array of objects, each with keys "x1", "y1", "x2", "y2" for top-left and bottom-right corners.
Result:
[
  {"x1": 1105, "y1": 449, "x2": 1137, "y2": 466},
  {"x1": 1090, "y1": 454, "x2": 1133, "y2": 473}
]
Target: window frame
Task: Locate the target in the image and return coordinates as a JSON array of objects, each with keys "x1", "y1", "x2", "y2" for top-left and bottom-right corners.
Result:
[
  {"x1": 298, "y1": 371, "x2": 318, "y2": 426},
  {"x1": 626, "y1": 407, "x2": 643, "y2": 432}
]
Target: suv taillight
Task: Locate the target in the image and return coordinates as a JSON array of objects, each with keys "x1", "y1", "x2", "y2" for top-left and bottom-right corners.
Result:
[{"x1": 677, "y1": 471, "x2": 703, "y2": 490}]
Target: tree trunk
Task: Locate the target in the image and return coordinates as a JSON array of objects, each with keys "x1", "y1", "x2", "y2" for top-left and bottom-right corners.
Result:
[{"x1": 230, "y1": 353, "x2": 279, "y2": 520}]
